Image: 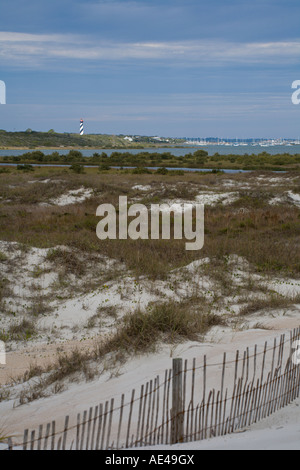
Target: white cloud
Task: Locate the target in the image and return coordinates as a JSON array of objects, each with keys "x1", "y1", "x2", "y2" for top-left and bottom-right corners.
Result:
[
  {"x1": 0, "y1": 80, "x2": 6, "y2": 104},
  {"x1": 0, "y1": 32, "x2": 73, "y2": 43},
  {"x1": 1, "y1": 32, "x2": 300, "y2": 69}
]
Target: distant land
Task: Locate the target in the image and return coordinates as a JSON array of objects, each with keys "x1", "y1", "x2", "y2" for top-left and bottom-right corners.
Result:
[
  {"x1": 0, "y1": 129, "x2": 185, "y2": 149},
  {"x1": 1, "y1": 129, "x2": 300, "y2": 151}
]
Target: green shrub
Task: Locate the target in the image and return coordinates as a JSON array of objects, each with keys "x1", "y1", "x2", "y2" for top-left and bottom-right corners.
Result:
[
  {"x1": 69, "y1": 163, "x2": 85, "y2": 174},
  {"x1": 156, "y1": 167, "x2": 169, "y2": 175},
  {"x1": 131, "y1": 167, "x2": 152, "y2": 174},
  {"x1": 16, "y1": 164, "x2": 34, "y2": 172}
]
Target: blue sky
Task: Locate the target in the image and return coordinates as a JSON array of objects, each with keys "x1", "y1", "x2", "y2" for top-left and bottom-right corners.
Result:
[{"x1": 0, "y1": 0, "x2": 300, "y2": 137}]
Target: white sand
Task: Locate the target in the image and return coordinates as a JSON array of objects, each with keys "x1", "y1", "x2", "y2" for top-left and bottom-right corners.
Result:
[
  {"x1": 48, "y1": 187, "x2": 94, "y2": 206},
  {"x1": 270, "y1": 191, "x2": 300, "y2": 207},
  {"x1": 132, "y1": 184, "x2": 152, "y2": 191},
  {"x1": 195, "y1": 191, "x2": 238, "y2": 205},
  {"x1": 287, "y1": 190, "x2": 300, "y2": 206},
  {"x1": 152, "y1": 192, "x2": 239, "y2": 212}
]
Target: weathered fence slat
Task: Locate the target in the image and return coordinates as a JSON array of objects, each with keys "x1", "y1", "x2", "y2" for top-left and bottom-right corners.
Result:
[
  {"x1": 7, "y1": 437, "x2": 13, "y2": 450},
  {"x1": 125, "y1": 389, "x2": 135, "y2": 449},
  {"x1": 106, "y1": 398, "x2": 114, "y2": 449},
  {"x1": 85, "y1": 407, "x2": 93, "y2": 450},
  {"x1": 153, "y1": 376, "x2": 160, "y2": 446},
  {"x1": 171, "y1": 358, "x2": 184, "y2": 444},
  {"x1": 95, "y1": 403, "x2": 103, "y2": 450},
  {"x1": 30, "y1": 430, "x2": 35, "y2": 450},
  {"x1": 51, "y1": 420, "x2": 56, "y2": 450},
  {"x1": 116, "y1": 394, "x2": 124, "y2": 449},
  {"x1": 43, "y1": 423, "x2": 51, "y2": 450},
  {"x1": 37, "y1": 424, "x2": 43, "y2": 450},
  {"x1": 90, "y1": 405, "x2": 99, "y2": 450},
  {"x1": 62, "y1": 415, "x2": 69, "y2": 450},
  {"x1": 145, "y1": 380, "x2": 153, "y2": 446},
  {"x1": 158, "y1": 369, "x2": 168, "y2": 445},
  {"x1": 23, "y1": 429, "x2": 28, "y2": 450},
  {"x1": 139, "y1": 382, "x2": 148, "y2": 446},
  {"x1": 135, "y1": 384, "x2": 144, "y2": 446},
  {"x1": 165, "y1": 368, "x2": 172, "y2": 445},
  {"x1": 80, "y1": 410, "x2": 87, "y2": 450},
  {"x1": 221, "y1": 389, "x2": 228, "y2": 436},
  {"x1": 100, "y1": 401, "x2": 109, "y2": 450}
]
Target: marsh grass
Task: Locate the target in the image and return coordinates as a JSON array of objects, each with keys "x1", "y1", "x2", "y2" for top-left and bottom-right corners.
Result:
[
  {"x1": 0, "y1": 390, "x2": 10, "y2": 403},
  {"x1": 18, "y1": 381, "x2": 49, "y2": 405},
  {"x1": 1, "y1": 169, "x2": 300, "y2": 279},
  {"x1": 51, "y1": 349, "x2": 97, "y2": 383},
  {"x1": 96, "y1": 298, "x2": 225, "y2": 355},
  {"x1": 17, "y1": 349, "x2": 97, "y2": 404},
  {"x1": 0, "y1": 318, "x2": 36, "y2": 342},
  {"x1": 230, "y1": 190, "x2": 275, "y2": 209},
  {"x1": 22, "y1": 363, "x2": 45, "y2": 382},
  {"x1": 85, "y1": 305, "x2": 118, "y2": 329},
  {"x1": 46, "y1": 247, "x2": 87, "y2": 276},
  {"x1": 202, "y1": 204, "x2": 300, "y2": 277},
  {"x1": 27, "y1": 295, "x2": 53, "y2": 317},
  {"x1": 0, "y1": 277, "x2": 11, "y2": 304},
  {"x1": 239, "y1": 292, "x2": 300, "y2": 316},
  {"x1": 0, "y1": 425, "x2": 11, "y2": 444},
  {"x1": 0, "y1": 251, "x2": 7, "y2": 261}
]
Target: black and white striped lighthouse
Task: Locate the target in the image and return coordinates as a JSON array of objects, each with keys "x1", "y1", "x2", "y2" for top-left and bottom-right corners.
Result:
[{"x1": 80, "y1": 119, "x2": 84, "y2": 135}]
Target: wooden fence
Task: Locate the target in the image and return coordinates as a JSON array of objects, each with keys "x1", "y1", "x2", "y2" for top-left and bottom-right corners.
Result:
[{"x1": 4, "y1": 327, "x2": 300, "y2": 450}]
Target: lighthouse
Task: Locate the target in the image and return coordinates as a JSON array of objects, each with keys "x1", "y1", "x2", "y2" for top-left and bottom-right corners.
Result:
[{"x1": 80, "y1": 119, "x2": 84, "y2": 135}]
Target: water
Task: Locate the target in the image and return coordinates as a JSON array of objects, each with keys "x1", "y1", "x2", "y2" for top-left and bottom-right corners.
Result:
[
  {"x1": 0, "y1": 144, "x2": 300, "y2": 158},
  {"x1": 0, "y1": 144, "x2": 296, "y2": 173},
  {"x1": 0, "y1": 163, "x2": 286, "y2": 174}
]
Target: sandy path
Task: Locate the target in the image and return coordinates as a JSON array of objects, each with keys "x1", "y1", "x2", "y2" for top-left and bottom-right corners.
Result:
[{"x1": 0, "y1": 335, "x2": 103, "y2": 386}]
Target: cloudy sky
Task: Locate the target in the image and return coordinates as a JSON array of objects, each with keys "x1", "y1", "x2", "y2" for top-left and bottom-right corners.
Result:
[{"x1": 0, "y1": 0, "x2": 300, "y2": 137}]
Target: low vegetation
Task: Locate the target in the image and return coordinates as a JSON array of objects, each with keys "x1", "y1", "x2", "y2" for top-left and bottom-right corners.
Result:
[
  {"x1": 98, "y1": 299, "x2": 223, "y2": 354},
  {"x1": 1, "y1": 168, "x2": 299, "y2": 278},
  {"x1": 0, "y1": 165, "x2": 300, "y2": 403},
  {"x1": 0, "y1": 319, "x2": 36, "y2": 342},
  {"x1": 238, "y1": 293, "x2": 300, "y2": 316},
  {"x1": 0, "y1": 129, "x2": 183, "y2": 149},
  {"x1": 1, "y1": 148, "x2": 300, "y2": 171}
]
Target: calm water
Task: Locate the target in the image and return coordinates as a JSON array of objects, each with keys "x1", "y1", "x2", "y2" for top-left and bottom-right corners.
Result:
[
  {"x1": 1, "y1": 144, "x2": 300, "y2": 157},
  {"x1": 0, "y1": 162, "x2": 250, "y2": 173}
]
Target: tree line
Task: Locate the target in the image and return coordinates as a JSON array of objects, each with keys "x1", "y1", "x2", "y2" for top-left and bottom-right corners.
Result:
[{"x1": 1, "y1": 149, "x2": 300, "y2": 171}]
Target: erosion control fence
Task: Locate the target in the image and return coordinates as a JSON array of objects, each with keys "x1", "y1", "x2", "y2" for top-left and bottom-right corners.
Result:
[{"x1": 4, "y1": 327, "x2": 300, "y2": 450}]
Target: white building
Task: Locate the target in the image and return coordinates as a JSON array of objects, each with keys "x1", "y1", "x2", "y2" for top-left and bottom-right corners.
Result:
[{"x1": 0, "y1": 81, "x2": 6, "y2": 104}]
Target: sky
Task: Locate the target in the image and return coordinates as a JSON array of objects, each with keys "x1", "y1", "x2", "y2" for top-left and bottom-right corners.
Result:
[{"x1": 0, "y1": 0, "x2": 300, "y2": 138}]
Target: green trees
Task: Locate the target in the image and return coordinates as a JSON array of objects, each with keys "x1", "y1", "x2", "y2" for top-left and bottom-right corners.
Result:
[
  {"x1": 66, "y1": 150, "x2": 83, "y2": 160},
  {"x1": 69, "y1": 163, "x2": 85, "y2": 174},
  {"x1": 156, "y1": 167, "x2": 168, "y2": 175}
]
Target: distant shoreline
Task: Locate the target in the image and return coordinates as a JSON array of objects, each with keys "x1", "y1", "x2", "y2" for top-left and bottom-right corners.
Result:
[{"x1": 0, "y1": 145, "x2": 186, "y2": 151}]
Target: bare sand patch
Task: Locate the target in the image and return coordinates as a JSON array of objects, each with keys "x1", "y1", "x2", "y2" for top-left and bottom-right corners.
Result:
[{"x1": 45, "y1": 187, "x2": 94, "y2": 206}]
